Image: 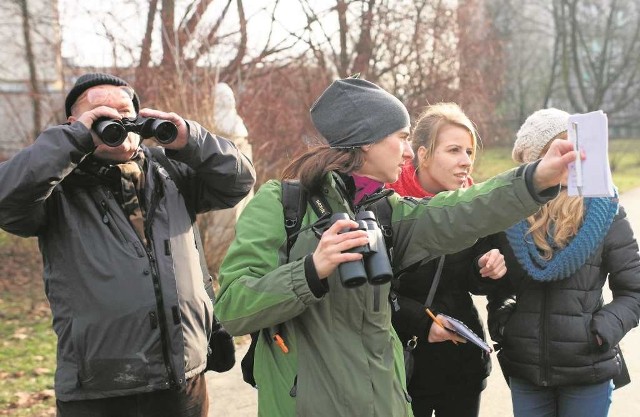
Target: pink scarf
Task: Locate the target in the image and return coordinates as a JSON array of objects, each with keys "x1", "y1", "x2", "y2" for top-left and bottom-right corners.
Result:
[{"x1": 352, "y1": 174, "x2": 384, "y2": 204}]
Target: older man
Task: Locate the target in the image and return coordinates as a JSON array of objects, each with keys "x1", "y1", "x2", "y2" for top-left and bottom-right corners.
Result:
[{"x1": 0, "y1": 72, "x2": 255, "y2": 417}]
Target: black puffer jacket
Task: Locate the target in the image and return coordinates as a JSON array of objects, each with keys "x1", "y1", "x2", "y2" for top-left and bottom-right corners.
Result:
[
  {"x1": 488, "y1": 206, "x2": 640, "y2": 387},
  {"x1": 392, "y1": 235, "x2": 503, "y2": 395}
]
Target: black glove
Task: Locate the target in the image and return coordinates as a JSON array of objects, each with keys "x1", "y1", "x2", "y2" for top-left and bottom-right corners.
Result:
[
  {"x1": 488, "y1": 297, "x2": 516, "y2": 345},
  {"x1": 206, "y1": 320, "x2": 236, "y2": 373}
]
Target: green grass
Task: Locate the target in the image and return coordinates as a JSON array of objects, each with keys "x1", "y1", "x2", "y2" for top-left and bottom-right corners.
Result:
[
  {"x1": 472, "y1": 145, "x2": 516, "y2": 182},
  {"x1": 472, "y1": 138, "x2": 640, "y2": 193},
  {"x1": 0, "y1": 233, "x2": 55, "y2": 417},
  {"x1": 0, "y1": 294, "x2": 56, "y2": 416}
]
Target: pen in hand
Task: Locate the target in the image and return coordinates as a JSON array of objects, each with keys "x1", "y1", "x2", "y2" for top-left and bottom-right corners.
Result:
[
  {"x1": 571, "y1": 122, "x2": 583, "y2": 196},
  {"x1": 425, "y1": 308, "x2": 459, "y2": 345}
]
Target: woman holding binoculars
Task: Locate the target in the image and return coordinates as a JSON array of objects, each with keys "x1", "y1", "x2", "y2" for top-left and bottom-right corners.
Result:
[{"x1": 215, "y1": 77, "x2": 579, "y2": 417}]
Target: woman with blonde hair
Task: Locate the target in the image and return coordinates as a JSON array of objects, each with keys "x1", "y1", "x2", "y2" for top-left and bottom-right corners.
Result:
[
  {"x1": 488, "y1": 108, "x2": 640, "y2": 417},
  {"x1": 388, "y1": 103, "x2": 505, "y2": 417}
]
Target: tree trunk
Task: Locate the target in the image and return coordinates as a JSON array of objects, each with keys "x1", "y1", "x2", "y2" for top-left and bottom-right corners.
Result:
[{"x1": 19, "y1": 0, "x2": 41, "y2": 140}]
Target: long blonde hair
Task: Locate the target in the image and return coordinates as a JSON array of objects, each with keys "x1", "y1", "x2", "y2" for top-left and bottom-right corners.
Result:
[{"x1": 525, "y1": 134, "x2": 584, "y2": 260}]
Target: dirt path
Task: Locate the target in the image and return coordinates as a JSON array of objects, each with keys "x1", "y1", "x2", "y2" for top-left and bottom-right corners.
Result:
[
  {"x1": 206, "y1": 341, "x2": 256, "y2": 416},
  {"x1": 207, "y1": 187, "x2": 640, "y2": 416}
]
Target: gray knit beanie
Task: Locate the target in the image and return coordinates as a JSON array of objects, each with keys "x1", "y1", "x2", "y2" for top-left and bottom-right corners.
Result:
[
  {"x1": 65, "y1": 72, "x2": 140, "y2": 117},
  {"x1": 310, "y1": 78, "x2": 410, "y2": 148},
  {"x1": 512, "y1": 108, "x2": 570, "y2": 163}
]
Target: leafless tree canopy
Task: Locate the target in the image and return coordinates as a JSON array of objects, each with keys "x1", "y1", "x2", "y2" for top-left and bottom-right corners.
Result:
[
  {"x1": 488, "y1": 0, "x2": 640, "y2": 132},
  {"x1": 5, "y1": 0, "x2": 640, "y2": 271}
]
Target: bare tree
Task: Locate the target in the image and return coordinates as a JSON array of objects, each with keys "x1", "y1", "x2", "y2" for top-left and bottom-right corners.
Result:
[
  {"x1": 487, "y1": 0, "x2": 561, "y2": 130},
  {"x1": 18, "y1": 0, "x2": 42, "y2": 138},
  {"x1": 488, "y1": 0, "x2": 640, "y2": 135},
  {"x1": 559, "y1": 0, "x2": 640, "y2": 118},
  {"x1": 285, "y1": 0, "x2": 505, "y2": 141},
  {"x1": 0, "y1": 0, "x2": 63, "y2": 156},
  {"x1": 457, "y1": 0, "x2": 506, "y2": 144}
]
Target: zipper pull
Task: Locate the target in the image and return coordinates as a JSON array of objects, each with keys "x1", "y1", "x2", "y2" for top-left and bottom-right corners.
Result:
[
  {"x1": 389, "y1": 289, "x2": 400, "y2": 313},
  {"x1": 100, "y1": 200, "x2": 109, "y2": 224},
  {"x1": 274, "y1": 333, "x2": 289, "y2": 353}
]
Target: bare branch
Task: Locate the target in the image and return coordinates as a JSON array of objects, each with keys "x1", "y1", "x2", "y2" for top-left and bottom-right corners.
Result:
[{"x1": 139, "y1": 0, "x2": 158, "y2": 69}]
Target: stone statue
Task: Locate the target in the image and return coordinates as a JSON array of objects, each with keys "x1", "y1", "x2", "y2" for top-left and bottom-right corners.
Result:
[
  {"x1": 213, "y1": 82, "x2": 252, "y2": 160},
  {"x1": 203, "y1": 83, "x2": 254, "y2": 273}
]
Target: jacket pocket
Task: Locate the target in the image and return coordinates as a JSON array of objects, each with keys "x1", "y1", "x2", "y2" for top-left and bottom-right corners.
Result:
[
  {"x1": 72, "y1": 311, "x2": 161, "y2": 391},
  {"x1": 289, "y1": 375, "x2": 298, "y2": 397}
]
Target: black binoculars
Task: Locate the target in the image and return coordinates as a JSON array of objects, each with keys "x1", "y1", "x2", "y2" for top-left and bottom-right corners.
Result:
[
  {"x1": 331, "y1": 211, "x2": 393, "y2": 288},
  {"x1": 92, "y1": 116, "x2": 178, "y2": 147}
]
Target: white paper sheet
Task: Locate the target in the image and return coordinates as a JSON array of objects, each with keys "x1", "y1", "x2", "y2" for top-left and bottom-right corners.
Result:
[{"x1": 567, "y1": 110, "x2": 615, "y2": 197}]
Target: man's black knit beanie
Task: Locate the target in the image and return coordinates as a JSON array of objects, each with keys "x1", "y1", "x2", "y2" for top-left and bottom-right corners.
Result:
[{"x1": 64, "y1": 72, "x2": 140, "y2": 117}]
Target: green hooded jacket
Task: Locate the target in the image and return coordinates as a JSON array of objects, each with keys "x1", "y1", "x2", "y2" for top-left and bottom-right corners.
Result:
[{"x1": 216, "y1": 165, "x2": 553, "y2": 417}]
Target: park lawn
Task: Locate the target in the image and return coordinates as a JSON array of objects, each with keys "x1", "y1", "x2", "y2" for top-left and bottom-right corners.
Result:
[
  {"x1": 0, "y1": 289, "x2": 57, "y2": 416},
  {"x1": 0, "y1": 138, "x2": 638, "y2": 416},
  {"x1": 473, "y1": 138, "x2": 640, "y2": 194}
]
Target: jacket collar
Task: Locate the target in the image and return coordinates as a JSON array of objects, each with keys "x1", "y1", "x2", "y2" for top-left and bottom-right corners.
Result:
[{"x1": 319, "y1": 171, "x2": 390, "y2": 215}]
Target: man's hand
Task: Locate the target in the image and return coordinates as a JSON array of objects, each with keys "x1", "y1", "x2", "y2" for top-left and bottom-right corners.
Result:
[
  {"x1": 138, "y1": 108, "x2": 189, "y2": 150},
  {"x1": 76, "y1": 105, "x2": 123, "y2": 148}
]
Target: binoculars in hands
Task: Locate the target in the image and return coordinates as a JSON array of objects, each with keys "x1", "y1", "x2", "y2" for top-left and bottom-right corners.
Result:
[
  {"x1": 331, "y1": 211, "x2": 393, "y2": 288},
  {"x1": 92, "y1": 116, "x2": 178, "y2": 147}
]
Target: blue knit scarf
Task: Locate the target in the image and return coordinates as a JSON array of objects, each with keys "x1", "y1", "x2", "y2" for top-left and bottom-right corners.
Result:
[{"x1": 506, "y1": 196, "x2": 619, "y2": 282}]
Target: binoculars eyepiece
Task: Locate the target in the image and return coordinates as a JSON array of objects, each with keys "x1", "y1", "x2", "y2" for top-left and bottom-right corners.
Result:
[
  {"x1": 93, "y1": 116, "x2": 178, "y2": 147},
  {"x1": 330, "y1": 211, "x2": 393, "y2": 288}
]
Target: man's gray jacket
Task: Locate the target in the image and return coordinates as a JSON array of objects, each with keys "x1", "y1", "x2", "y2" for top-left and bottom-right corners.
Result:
[{"x1": 0, "y1": 121, "x2": 255, "y2": 400}]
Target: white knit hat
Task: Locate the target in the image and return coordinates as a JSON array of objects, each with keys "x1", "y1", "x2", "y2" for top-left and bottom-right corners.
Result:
[{"x1": 512, "y1": 108, "x2": 570, "y2": 163}]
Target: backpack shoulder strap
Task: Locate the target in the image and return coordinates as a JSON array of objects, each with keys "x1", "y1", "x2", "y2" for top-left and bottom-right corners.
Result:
[
  {"x1": 281, "y1": 179, "x2": 332, "y2": 257},
  {"x1": 282, "y1": 179, "x2": 307, "y2": 256}
]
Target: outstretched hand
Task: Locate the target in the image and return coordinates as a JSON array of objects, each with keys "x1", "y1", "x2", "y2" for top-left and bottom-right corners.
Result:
[{"x1": 533, "y1": 139, "x2": 580, "y2": 192}]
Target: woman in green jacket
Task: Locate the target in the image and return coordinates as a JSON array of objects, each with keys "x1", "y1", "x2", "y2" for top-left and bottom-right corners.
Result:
[{"x1": 215, "y1": 77, "x2": 578, "y2": 417}]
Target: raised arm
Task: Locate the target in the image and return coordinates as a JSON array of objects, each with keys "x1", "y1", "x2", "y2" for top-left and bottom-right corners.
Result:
[{"x1": 0, "y1": 123, "x2": 95, "y2": 236}]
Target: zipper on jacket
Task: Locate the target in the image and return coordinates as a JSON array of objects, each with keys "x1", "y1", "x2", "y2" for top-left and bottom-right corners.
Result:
[
  {"x1": 144, "y1": 171, "x2": 178, "y2": 387},
  {"x1": 373, "y1": 285, "x2": 381, "y2": 312},
  {"x1": 541, "y1": 285, "x2": 550, "y2": 386},
  {"x1": 99, "y1": 199, "x2": 110, "y2": 225},
  {"x1": 145, "y1": 243, "x2": 177, "y2": 385},
  {"x1": 98, "y1": 194, "x2": 145, "y2": 257}
]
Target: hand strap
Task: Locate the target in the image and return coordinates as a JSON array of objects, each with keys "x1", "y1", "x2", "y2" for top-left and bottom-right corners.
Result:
[
  {"x1": 424, "y1": 256, "x2": 445, "y2": 309},
  {"x1": 405, "y1": 255, "x2": 445, "y2": 351}
]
